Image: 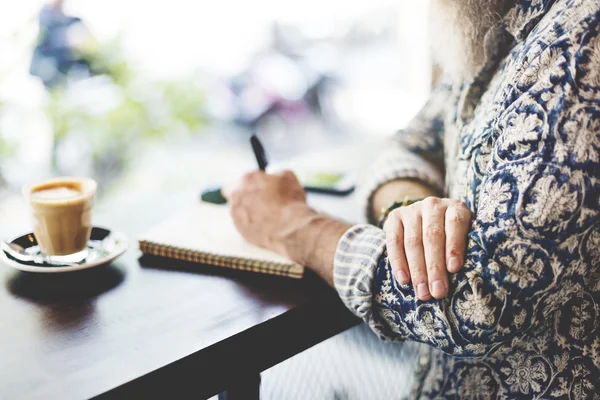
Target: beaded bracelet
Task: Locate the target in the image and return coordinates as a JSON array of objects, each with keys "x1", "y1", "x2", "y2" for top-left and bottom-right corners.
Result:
[{"x1": 377, "y1": 197, "x2": 423, "y2": 229}]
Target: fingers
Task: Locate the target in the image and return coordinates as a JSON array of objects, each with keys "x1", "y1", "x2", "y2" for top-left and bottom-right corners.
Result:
[
  {"x1": 238, "y1": 170, "x2": 297, "y2": 188},
  {"x1": 276, "y1": 169, "x2": 296, "y2": 179},
  {"x1": 402, "y1": 209, "x2": 431, "y2": 301},
  {"x1": 421, "y1": 198, "x2": 448, "y2": 299},
  {"x1": 382, "y1": 197, "x2": 471, "y2": 301},
  {"x1": 445, "y1": 201, "x2": 472, "y2": 273},
  {"x1": 384, "y1": 213, "x2": 410, "y2": 285}
]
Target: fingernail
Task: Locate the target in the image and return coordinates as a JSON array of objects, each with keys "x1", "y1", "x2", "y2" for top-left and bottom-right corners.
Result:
[
  {"x1": 431, "y1": 280, "x2": 446, "y2": 298},
  {"x1": 396, "y1": 270, "x2": 409, "y2": 284},
  {"x1": 448, "y1": 257, "x2": 461, "y2": 272},
  {"x1": 417, "y1": 283, "x2": 429, "y2": 299}
]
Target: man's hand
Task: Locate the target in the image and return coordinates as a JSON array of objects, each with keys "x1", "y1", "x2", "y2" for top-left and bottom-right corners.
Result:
[
  {"x1": 224, "y1": 170, "x2": 310, "y2": 256},
  {"x1": 224, "y1": 170, "x2": 351, "y2": 285},
  {"x1": 383, "y1": 197, "x2": 472, "y2": 300}
]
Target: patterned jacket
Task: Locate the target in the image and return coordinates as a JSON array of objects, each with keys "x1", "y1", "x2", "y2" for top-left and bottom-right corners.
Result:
[{"x1": 333, "y1": 0, "x2": 600, "y2": 398}]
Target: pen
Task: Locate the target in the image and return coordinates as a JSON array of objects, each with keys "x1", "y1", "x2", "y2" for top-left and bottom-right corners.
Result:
[
  {"x1": 250, "y1": 134, "x2": 268, "y2": 171},
  {"x1": 201, "y1": 133, "x2": 268, "y2": 204}
]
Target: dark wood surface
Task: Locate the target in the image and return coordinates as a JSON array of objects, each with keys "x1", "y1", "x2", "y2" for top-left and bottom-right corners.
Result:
[{"x1": 0, "y1": 193, "x2": 359, "y2": 400}]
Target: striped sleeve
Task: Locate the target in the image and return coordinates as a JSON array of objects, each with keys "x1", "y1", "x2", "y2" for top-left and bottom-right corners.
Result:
[{"x1": 333, "y1": 224, "x2": 392, "y2": 338}]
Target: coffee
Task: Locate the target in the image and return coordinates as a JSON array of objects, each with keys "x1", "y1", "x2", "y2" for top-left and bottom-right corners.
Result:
[
  {"x1": 24, "y1": 177, "x2": 97, "y2": 258},
  {"x1": 31, "y1": 186, "x2": 81, "y2": 201}
]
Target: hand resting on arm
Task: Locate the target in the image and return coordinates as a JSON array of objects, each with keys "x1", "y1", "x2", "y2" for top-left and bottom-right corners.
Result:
[{"x1": 224, "y1": 171, "x2": 469, "y2": 299}]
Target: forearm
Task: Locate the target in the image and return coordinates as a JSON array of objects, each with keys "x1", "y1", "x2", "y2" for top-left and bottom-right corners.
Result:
[
  {"x1": 273, "y1": 180, "x2": 436, "y2": 285},
  {"x1": 275, "y1": 203, "x2": 350, "y2": 286}
]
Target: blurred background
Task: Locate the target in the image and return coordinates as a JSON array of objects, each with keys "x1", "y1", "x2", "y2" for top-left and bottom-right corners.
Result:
[
  {"x1": 1, "y1": 1, "x2": 434, "y2": 398},
  {"x1": 0, "y1": 0, "x2": 433, "y2": 231}
]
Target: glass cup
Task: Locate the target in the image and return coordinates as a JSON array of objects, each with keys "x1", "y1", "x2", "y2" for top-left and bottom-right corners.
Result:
[{"x1": 23, "y1": 177, "x2": 97, "y2": 263}]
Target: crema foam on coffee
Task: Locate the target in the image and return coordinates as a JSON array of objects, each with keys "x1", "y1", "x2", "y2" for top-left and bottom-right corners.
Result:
[{"x1": 31, "y1": 186, "x2": 81, "y2": 200}]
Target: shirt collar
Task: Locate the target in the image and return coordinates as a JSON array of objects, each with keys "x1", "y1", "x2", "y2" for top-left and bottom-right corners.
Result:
[{"x1": 502, "y1": 0, "x2": 558, "y2": 41}]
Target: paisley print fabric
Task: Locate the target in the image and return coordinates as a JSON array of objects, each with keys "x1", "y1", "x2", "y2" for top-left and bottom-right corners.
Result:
[{"x1": 333, "y1": 0, "x2": 600, "y2": 398}]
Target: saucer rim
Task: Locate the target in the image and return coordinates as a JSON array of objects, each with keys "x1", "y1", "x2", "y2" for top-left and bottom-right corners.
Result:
[{"x1": 0, "y1": 227, "x2": 128, "y2": 273}]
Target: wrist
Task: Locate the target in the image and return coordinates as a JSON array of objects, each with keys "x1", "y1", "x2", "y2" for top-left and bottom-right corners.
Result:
[
  {"x1": 274, "y1": 203, "x2": 350, "y2": 273},
  {"x1": 371, "y1": 179, "x2": 437, "y2": 221},
  {"x1": 270, "y1": 202, "x2": 318, "y2": 261},
  {"x1": 377, "y1": 197, "x2": 424, "y2": 228}
]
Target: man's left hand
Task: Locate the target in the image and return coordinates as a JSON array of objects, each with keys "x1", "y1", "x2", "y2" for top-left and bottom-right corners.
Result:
[{"x1": 383, "y1": 197, "x2": 472, "y2": 300}]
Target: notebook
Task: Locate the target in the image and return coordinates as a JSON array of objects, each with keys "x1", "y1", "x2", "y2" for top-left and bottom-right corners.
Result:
[{"x1": 138, "y1": 202, "x2": 304, "y2": 279}]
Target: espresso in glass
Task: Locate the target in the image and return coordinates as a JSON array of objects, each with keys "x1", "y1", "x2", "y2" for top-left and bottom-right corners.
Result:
[{"x1": 24, "y1": 177, "x2": 97, "y2": 262}]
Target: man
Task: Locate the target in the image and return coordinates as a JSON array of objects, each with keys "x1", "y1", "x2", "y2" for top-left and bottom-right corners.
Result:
[
  {"x1": 226, "y1": 0, "x2": 600, "y2": 398},
  {"x1": 30, "y1": 0, "x2": 97, "y2": 88}
]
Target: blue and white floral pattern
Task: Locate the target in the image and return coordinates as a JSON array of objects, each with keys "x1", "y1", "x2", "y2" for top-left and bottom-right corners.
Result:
[{"x1": 334, "y1": 0, "x2": 600, "y2": 398}]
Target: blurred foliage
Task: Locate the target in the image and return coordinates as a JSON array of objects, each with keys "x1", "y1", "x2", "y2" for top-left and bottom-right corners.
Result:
[
  {"x1": 0, "y1": 101, "x2": 17, "y2": 159},
  {"x1": 0, "y1": 140, "x2": 17, "y2": 159},
  {"x1": 297, "y1": 171, "x2": 343, "y2": 188},
  {"x1": 46, "y1": 37, "x2": 207, "y2": 180},
  {"x1": 0, "y1": 101, "x2": 12, "y2": 192}
]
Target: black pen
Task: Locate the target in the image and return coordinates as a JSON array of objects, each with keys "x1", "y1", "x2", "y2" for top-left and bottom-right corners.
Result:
[
  {"x1": 201, "y1": 133, "x2": 269, "y2": 204},
  {"x1": 250, "y1": 134, "x2": 268, "y2": 171}
]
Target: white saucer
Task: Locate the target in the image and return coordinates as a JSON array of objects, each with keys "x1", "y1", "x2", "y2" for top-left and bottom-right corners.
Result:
[{"x1": 1, "y1": 227, "x2": 128, "y2": 273}]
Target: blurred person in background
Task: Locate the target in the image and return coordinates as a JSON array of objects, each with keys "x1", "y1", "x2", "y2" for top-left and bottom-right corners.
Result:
[
  {"x1": 30, "y1": 0, "x2": 97, "y2": 88},
  {"x1": 227, "y1": 0, "x2": 600, "y2": 398}
]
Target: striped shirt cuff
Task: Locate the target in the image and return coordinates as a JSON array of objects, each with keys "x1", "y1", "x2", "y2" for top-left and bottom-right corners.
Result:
[
  {"x1": 333, "y1": 224, "x2": 387, "y2": 329},
  {"x1": 359, "y1": 150, "x2": 444, "y2": 224}
]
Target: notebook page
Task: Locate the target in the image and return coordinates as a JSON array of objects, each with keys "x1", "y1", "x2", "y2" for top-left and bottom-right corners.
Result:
[{"x1": 139, "y1": 202, "x2": 297, "y2": 265}]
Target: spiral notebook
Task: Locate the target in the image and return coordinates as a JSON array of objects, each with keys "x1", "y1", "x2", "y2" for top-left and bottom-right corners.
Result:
[{"x1": 138, "y1": 202, "x2": 304, "y2": 279}]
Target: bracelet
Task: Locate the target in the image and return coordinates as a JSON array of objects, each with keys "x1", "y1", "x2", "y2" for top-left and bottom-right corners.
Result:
[{"x1": 377, "y1": 197, "x2": 423, "y2": 229}]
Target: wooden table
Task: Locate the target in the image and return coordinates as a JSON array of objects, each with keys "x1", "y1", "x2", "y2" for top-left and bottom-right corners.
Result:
[{"x1": 0, "y1": 192, "x2": 359, "y2": 400}]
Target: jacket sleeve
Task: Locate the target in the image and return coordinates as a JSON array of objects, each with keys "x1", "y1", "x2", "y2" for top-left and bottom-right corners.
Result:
[
  {"x1": 359, "y1": 81, "x2": 453, "y2": 223},
  {"x1": 334, "y1": 26, "x2": 600, "y2": 356}
]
